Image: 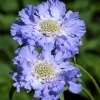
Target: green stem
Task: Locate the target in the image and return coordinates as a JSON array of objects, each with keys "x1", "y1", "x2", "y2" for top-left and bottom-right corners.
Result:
[
  {"x1": 73, "y1": 55, "x2": 76, "y2": 64},
  {"x1": 71, "y1": 62, "x2": 100, "y2": 95},
  {"x1": 64, "y1": 86, "x2": 68, "y2": 92},
  {"x1": 60, "y1": 92, "x2": 64, "y2": 100},
  {"x1": 77, "y1": 63, "x2": 100, "y2": 95},
  {"x1": 60, "y1": 86, "x2": 68, "y2": 100},
  {"x1": 82, "y1": 87, "x2": 94, "y2": 100}
]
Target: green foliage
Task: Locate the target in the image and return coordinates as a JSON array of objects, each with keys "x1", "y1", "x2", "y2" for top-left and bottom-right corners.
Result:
[{"x1": 0, "y1": 0, "x2": 100, "y2": 100}]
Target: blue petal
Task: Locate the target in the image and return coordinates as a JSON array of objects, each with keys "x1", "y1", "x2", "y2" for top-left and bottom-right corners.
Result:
[
  {"x1": 49, "y1": 0, "x2": 66, "y2": 19},
  {"x1": 62, "y1": 11, "x2": 86, "y2": 37},
  {"x1": 63, "y1": 67, "x2": 81, "y2": 81},
  {"x1": 19, "y1": 5, "x2": 38, "y2": 25},
  {"x1": 42, "y1": 43, "x2": 54, "y2": 61},
  {"x1": 68, "y1": 81, "x2": 82, "y2": 94},
  {"x1": 36, "y1": 1, "x2": 50, "y2": 18},
  {"x1": 11, "y1": 21, "x2": 33, "y2": 45},
  {"x1": 18, "y1": 46, "x2": 38, "y2": 64},
  {"x1": 59, "y1": 61, "x2": 70, "y2": 68}
]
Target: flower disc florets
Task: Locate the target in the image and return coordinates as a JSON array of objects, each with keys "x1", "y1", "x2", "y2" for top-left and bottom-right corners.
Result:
[
  {"x1": 33, "y1": 61, "x2": 58, "y2": 82},
  {"x1": 40, "y1": 19, "x2": 60, "y2": 34},
  {"x1": 35, "y1": 62, "x2": 55, "y2": 78}
]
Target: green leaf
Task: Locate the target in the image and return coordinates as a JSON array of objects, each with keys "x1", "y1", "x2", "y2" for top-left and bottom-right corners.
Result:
[
  {"x1": 16, "y1": 17, "x2": 21, "y2": 21},
  {"x1": 9, "y1": 86, "x2": 16, "y2": 100},
  {"x1": 77, "y1": 78, "x2": 83, "y2": 82}
]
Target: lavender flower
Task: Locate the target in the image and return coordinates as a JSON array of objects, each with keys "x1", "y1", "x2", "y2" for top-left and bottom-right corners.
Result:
[
  {"x1": 10, "y1": 43, "x2": 82, "y2": 100},
  {"x1": 11, "y1": 0, "x2": 86, "y2": 58}
]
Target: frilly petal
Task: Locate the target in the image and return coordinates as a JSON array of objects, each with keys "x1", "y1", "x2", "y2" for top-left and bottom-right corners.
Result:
[
  {"x1": 68, "y1": 81, "x2": 82, "y2": 94},
  {"x1": 19, "y1": 5, "x2": 38, "y2": 25},
  {"x1": 49, "y1": 0, "x2": 66, "y2": 19}
]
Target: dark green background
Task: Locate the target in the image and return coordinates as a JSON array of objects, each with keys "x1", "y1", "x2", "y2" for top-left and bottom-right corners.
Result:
[{"x1": 0, "y1": 0, "x2": 100, "y2": 100}]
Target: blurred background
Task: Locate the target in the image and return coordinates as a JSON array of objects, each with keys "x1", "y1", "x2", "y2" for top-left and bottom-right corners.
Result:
[{"x1": 0, "y1": 0, "x2": 100, "y2": 100}]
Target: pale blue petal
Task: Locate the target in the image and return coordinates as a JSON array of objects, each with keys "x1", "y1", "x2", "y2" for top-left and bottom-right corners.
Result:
[
  {"x1": 49, "y1": 0, "x2": 66, "y2": 19},
  {"x1": 68, "y1": 81, "x2": 82, "y2": 94},
  {"x1": 19, "y1": 5, "x2": 38, "y2": 25}
]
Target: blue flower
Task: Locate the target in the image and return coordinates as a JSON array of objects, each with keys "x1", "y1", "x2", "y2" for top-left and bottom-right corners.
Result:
[
  {"x1": 11, "y1": 0, "x2": 86, "y2": 58},
  {"x1": 10, "y1": 43, "x2": 82, "y2": 100}
]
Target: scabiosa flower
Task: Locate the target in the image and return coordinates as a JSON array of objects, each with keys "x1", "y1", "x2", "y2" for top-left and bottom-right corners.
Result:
[
  {"x1": 11, "y1": 0, "x2": 86, "y2": 58},
  {"x1": 10, "y1": 43, "x2": 82, "y2": 100}
]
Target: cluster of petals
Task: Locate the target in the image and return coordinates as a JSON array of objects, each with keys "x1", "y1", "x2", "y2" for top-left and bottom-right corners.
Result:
[
  {"x1": 10, "y1": 43, "x2": 82, "y2": 100},
  {"x1": 11, "y1": 0, "x2": 86, "y2": 58}
]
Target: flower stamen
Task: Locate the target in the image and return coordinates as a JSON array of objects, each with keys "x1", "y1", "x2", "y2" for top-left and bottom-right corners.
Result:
[
  {"x1": 40, "y1": 19, "x2": 60, "y2": 34},
  {"x1": 34, "y1": 62, "x2": 55, "y2": 78}
]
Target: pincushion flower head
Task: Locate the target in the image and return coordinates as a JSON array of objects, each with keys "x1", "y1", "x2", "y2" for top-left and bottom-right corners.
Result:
[
  {"x1": 10, "y1": 43, "x2": 82, "y2": 100},
  {"x1": 11, "y1": 0, "x2": 86, "y2": 58}
]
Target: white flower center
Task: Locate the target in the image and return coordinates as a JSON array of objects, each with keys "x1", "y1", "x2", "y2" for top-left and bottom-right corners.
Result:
[
  {"x1": 32, "y1": 62, "x2": 59, "y2": 83},
  {"x1": 35, "y1": 62, "x2": 55, "y2": 78},
  {"x1": 40, "y1": 19, "x2": 60, "y2": 34}
]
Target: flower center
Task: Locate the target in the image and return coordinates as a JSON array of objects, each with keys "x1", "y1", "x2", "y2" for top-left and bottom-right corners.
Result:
[
  {"x1": 40, "y1": 20, "x2": 60, "y2": 34},
  {"x1": 34, "y1": 62, "x2": 55, "y2": 79}
]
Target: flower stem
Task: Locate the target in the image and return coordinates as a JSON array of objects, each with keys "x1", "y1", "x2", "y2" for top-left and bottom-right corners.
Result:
[
  {"x1": 60, "y1": 92, "x2": 64, "y2": 100},
  {"x1": 73, "y1": 55, "x2": 76, "y2": 64},
  {"x1": 75, "y1": 63, "x2": 100, "y2": 95},
  {"x1": 72, "y1": 56, "x2": 100, "y2": 95},
  {"x1": 64, "y1": 86, "x2": 68, "y2": 92},
  {"x1": 60, "y1": 86, "x2": 68, "y2": 100},
  {"x1": 82, "y1": 87, "x2": 94, "y2": 100}
]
